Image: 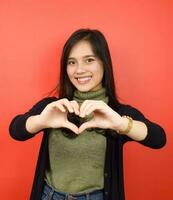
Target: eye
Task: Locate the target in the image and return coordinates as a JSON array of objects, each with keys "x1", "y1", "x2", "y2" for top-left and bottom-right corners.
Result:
[
  {"x1": 67, "y1": 60, "x2": 75, "y2": 65},
  {"x1": 86, "y1": 58, "x2": 95, "y2": 63}
]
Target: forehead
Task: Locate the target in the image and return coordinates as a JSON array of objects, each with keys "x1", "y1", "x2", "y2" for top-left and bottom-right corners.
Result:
[{"x1": 68, "y1": 40, "x2": 94, "y2": 58}]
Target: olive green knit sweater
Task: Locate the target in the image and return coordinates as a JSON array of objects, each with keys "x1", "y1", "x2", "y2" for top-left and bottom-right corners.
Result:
[{"x1": 45, "y1": 88, "x2": 108, "y2": 194}]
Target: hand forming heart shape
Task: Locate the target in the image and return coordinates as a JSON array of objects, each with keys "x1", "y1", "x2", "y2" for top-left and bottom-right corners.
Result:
[{"x1": 40, "y1": 98, "x2": 123, "y2": 135}]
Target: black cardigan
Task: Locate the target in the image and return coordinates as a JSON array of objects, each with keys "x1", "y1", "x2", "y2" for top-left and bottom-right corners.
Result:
[{"x1": 9, "y1": 97, "x2": 166, "y2": 200}]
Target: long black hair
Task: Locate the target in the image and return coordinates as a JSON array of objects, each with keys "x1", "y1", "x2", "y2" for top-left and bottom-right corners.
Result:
[
  {"x1": 58, "y1": 28, "x2": 120, "y2": 109},
  {"x1": 54, "y1": 28, "x2": 120, "y2": 137}
]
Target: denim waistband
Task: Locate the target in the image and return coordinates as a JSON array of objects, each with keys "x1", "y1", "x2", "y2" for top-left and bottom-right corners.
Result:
[{"x1": 42, "y1": 181, "x2": 103, "y2": 200}]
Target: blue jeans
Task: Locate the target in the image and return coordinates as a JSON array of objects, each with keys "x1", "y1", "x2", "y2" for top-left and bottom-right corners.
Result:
[{"x1": 41, "y1": 182, "x2": 104, "y2": 200}]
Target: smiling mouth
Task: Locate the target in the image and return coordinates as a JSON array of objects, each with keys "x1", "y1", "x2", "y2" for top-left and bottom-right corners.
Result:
[{"x1": 75, "y1": 76, "x2": 92, "y2": 84}]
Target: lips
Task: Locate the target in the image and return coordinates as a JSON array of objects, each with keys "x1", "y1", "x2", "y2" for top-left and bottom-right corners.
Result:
[{"x1": 75, "y1": 76, "x2": 92, "y2": 84}]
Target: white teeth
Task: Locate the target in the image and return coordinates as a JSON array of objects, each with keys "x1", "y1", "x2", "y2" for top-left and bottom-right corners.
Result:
[
  {"x1": 78, "y1": 77, "x2": 91, "y2": 81},
  {"x1": 76, "y1": 76, "x2": 92, "y2": 83}
]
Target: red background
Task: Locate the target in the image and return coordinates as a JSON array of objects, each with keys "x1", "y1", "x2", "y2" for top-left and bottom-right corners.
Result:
[{"x1": 0, "y1": 0, "x2": 172, "y2": 199}]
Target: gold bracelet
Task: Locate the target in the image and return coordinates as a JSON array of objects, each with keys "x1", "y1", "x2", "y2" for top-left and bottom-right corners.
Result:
[{"x1": 119, "y1": 115, "x2": 133, "y2": 134}]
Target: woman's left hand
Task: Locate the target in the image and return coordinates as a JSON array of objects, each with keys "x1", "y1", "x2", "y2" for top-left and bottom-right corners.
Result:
[{"x1": 78, "y1": 100, "x2": 123, "y2": 133}]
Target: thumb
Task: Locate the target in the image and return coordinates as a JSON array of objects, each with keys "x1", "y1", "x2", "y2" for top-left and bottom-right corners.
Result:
[
  {"x1": 78, "y1": 121, "x2": 96, "y2": 133},
  {"x1": 64, "y1": 121, "x2": 79, "y2": 134}
]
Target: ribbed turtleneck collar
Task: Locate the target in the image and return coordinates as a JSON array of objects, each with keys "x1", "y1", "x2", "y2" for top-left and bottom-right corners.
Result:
[{"x1": 73, "y1": 88, "x2": 108, "y2": 104}]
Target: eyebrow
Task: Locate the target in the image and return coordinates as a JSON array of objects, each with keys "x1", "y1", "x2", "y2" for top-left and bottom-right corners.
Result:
[{"x1": 68, "y1": 55, "x2": 96, "y2": 60}]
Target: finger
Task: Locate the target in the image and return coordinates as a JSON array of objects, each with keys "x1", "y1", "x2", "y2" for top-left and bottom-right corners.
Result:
[
  {"x1": 61, "y1": 98, "x2": 74, "y2": 113},
  {"x1": 64, "y1": 121, "x2": 79, "y2": 134},
  {"x1": 78, "y1": 121, "x2": 96, "y2": 133},
  {"x1": 80, "y1": 102, "x2": 102, "y2": 118},
  {"x1": 80, "y1": 100, "x2": 92, "y2": 117},
  {"x1": 83, "y1": 105, "x2": 96, "y2": 117},
  {"x1": 49, "y1": 102, "x2": 66, "y2": 112},
  {"x1": 70, "y1": 100, "x2": 80, "y2": 115},
  {"x1": 85, "y1": 102, "x2": 106, "y2": 116}
]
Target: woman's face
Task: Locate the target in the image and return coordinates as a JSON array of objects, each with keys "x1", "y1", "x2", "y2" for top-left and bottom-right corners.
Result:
[{"x1": 67, "y1": 40, "x2": 104, "y2": 92}]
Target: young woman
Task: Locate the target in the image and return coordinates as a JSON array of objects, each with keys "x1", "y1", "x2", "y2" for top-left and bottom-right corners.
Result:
[{"x1": 9, "y1": 29, "x2": 166, "y2": 200}]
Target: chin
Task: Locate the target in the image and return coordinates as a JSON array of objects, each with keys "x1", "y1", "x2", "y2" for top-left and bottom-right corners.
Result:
[
  {"x1": 75, "y1": 86, "x2": 93, "y2": 92},
  {"x1": 77, "y1": 88, "x2": 91, "y2": 92}
]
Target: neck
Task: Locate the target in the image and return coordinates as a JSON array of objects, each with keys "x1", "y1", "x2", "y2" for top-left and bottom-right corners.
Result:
[{"x1": 73, "y1": 88, "x2": 108, "y2": 104}]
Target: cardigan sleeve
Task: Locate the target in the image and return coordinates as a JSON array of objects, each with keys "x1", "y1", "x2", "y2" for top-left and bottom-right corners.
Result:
[
  {"x1": 119, "y1": 105, "x2": 166, "y2": 149},
  {"x1": 9, "y1": 97, "x2": 57, "y2": 141}
]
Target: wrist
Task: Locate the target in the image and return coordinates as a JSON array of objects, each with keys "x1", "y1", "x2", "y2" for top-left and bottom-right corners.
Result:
[
  {"x1": 26, "y1": 115, "x2": 47, "y2": 134},
  {"x1": 35, "y1": 115, "x2": 49, "y2": 129},
  {"x1": 117, "y1": 116, "x2": 133, "y2": 135}
]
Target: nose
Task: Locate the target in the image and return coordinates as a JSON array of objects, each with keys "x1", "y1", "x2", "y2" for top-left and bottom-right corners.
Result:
[{"x1": 75, "y1": 62, "x2": 86, "y2": 73}]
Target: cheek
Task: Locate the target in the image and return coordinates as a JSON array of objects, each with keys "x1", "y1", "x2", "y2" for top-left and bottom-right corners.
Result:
[
  {"x1": 67, "y1": 67, "x2": 73, "y2": 79},
  {"x1": 96, "y1": 65, "x2": 104, "y2": 79}
]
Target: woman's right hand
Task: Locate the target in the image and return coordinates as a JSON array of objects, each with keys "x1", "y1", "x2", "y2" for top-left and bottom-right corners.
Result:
[{"x1": 26, "y1": 98, "x2": 80, "y2": 134}]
